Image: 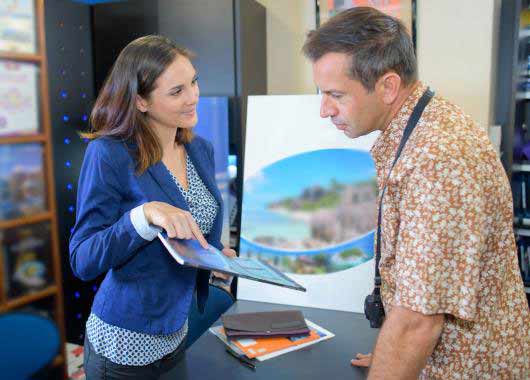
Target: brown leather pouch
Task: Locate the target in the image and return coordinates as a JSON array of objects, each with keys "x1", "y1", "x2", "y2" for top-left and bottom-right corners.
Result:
[{"x1": 222, "y1": 310, "x2": 310, "y2": 339}]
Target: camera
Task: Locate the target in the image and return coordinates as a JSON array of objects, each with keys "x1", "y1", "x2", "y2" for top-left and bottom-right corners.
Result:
[{"x1": 364, "y1": 289, "x2": 385, "y2": 328}]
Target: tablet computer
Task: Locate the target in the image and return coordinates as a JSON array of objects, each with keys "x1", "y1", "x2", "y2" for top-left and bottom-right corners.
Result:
[{"x1": 158, "y1": 232, "x2": 306, "y2": 292}]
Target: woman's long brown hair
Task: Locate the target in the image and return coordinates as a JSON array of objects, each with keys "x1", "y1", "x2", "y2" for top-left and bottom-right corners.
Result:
[{"x1": 83, "y1": 35, "x2": 194, "y2": 174}]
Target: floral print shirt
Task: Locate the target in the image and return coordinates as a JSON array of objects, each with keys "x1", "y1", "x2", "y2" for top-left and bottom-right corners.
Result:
[{"x1": 371, "y1": 82, "x2": 530, "y2": 379}]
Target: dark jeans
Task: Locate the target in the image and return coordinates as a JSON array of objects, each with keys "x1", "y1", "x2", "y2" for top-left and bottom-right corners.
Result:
[{"x1": 84, "y1": 333, "x2": 187, "y2": 380}]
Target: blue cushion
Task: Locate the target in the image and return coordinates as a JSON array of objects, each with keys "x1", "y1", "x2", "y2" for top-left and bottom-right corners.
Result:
[
  {"x1": 187, "y1": 285, "x2": 234, "y2": 347},
  {"x1": 0, "y1": 312, "x2": 60, "y2": 380}
]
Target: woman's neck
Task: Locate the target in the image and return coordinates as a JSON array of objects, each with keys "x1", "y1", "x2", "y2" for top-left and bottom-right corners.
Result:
[{"x1": 150, "y1": 121, "x2": 179, "y2": 156}]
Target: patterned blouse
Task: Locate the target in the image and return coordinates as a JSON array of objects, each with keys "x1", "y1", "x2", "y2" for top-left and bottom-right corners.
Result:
[
  {"x1": 372, "y1": 82, "x2": 530, "y2": 379},
  {"x1": 86, "y1": 154, "x2": 219, "y2": 366}
]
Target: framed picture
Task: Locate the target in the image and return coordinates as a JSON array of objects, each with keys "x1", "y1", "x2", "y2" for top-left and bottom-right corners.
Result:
[
  {"x1": 0, "y1": 0, "x2": 37, "y2": 54},
  {"x1": 0, "y1": 143, "x2": 46, "y2": 220},
  {"x1": 2, "y1": 222, "x2": 53, "y2": 299},
  {"x1": 0, "y1": 60, "x2": 40, "y2": 137},
  {"x1": 316, "y1": 0, "x2": 416, "y2": 47}
]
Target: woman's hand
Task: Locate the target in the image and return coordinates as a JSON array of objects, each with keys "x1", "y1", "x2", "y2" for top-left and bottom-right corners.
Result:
[
  {"x1": 212, "y1": 248, "x2": 237, "y2": 281},
  {"x1": 221, "y1": 248, "x2": 237, "y2": 258},
  {"x1": 143, "y1": 201, "x2": 208, "y2": 248}
]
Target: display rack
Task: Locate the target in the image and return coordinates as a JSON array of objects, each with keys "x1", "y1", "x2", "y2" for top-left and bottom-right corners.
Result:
[
  {"x1": 497, "y1": 0, "x2": 530, "y2": 299},
  {"x1": 0, "y1": 0, "x2": 66, "y2": 377}
]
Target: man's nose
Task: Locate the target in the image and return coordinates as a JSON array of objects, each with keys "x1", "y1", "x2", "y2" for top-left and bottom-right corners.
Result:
[{"x1": 320, "y1": 96, "x2": 337, "y2": 119}]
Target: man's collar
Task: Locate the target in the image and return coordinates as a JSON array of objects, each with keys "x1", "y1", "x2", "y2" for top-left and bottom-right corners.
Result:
[{"x1": 370, "y1": 81, "x2": 428, "y2": 164}]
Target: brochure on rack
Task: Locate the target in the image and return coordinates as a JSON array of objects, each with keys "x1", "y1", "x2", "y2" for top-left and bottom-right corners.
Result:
[{"x1": 158, "y1": 232, "x2": 306, "y2": 292}]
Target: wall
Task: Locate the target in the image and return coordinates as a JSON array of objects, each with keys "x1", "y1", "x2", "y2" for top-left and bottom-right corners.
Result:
[
  {"x1": 257, "y1": 0, "x2": 500, "y2": 129},
  {"x1": 255, "y1": 0, "x2": 316, "y2": 94},
  {"x1": 416, "y1": 0, "x2": 500, "y2": 128}
]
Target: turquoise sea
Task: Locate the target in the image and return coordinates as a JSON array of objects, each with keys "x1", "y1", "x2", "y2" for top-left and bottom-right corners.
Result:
[{"x1": 241, "y1": 209, "x2": 310, "y2": 242}]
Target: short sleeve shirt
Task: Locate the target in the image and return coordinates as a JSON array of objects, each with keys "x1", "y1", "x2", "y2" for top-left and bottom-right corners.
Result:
[{"x1": 371, "y1": 82, "x2": 530, "y2": 379}]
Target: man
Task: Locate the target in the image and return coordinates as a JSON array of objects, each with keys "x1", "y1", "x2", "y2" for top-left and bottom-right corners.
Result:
[{"x1": 303, "y1": 7, "x2": 529, "y2": 379}]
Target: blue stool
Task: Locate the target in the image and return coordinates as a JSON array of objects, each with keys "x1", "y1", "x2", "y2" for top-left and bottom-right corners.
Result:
[
  {"x1": 0, "y1": 312, "x2": 60, "y2": 380},
  {"x1": 187, "y1": 284, "x2": 234, "y2": 347}
]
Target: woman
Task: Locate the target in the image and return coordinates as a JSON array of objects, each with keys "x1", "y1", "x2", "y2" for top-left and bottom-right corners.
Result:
[{"x1": 69, "y1": 35, "x2": 235, "y2": 379}]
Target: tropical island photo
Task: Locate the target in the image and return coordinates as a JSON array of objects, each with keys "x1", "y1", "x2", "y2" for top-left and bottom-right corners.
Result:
[{"x1": 240, "y1": 149, "x2": 378, "y2": 274}]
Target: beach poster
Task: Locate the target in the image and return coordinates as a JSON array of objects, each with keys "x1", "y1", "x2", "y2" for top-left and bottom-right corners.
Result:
[{"x1": 238, "y1": 95, "x2": 379, "y2": 312}]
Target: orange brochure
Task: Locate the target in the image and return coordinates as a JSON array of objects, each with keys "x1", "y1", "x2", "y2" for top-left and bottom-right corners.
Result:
[{"x1": 227, "y1": 328, "x2": 320, "y2": 359}]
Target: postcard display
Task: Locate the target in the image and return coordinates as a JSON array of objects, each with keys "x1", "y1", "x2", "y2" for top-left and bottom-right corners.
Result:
[
  {"x1": 238, "y1": 95, "x2": 379, "y2": 312},
  {"x1": 0, "y1": 0, "x2": 39, "y2": 137},
  {"x1": 0, "y1": 61, "x2": 39, "y2": 136},
  {"x1": 0, "y1": 2, "x2": 66, "y2": 375},
  {"x1": 0, "y1": 0, "x2": 37, "y2": 54},
  {"x1": 0, "y1": 143, "x2": 50, "y2": 297}
]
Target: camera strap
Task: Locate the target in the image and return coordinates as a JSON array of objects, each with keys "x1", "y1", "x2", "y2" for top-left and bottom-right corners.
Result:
[{"x1": 374, "y1": 87, "x2": 434, "y2": 291}]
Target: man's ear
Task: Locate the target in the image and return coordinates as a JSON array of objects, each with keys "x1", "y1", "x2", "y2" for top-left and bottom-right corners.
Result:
[
  {"x1": 375, "y1": 72, "x2": 401, "y2": 105},
  {"x1": 136, "y1": 95, "x2": 148, "y2": 113}
]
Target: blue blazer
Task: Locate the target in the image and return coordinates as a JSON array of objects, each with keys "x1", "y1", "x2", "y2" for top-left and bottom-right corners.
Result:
[{"x1": 69, "y1": 135, "x2": 224, "y2": 335}]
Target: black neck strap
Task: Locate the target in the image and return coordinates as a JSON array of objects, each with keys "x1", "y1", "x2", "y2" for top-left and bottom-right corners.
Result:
[{"x1": 374, "y1": 88, "x2": 435, "y2": 291}]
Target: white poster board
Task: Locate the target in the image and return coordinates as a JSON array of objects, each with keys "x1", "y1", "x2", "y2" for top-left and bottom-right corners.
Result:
[{"x1": 238, "y1": 95, "x2": 379, "y2": 312}]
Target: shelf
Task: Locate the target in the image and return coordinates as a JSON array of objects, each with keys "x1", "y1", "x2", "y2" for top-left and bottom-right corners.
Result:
[
  {"x1": 0, "y1": 51, "x2": 42, "y2": 63},
  {"x1": 514, "y1": 216, "x2": 530, "y2": 226},
  {"x1": 512, "y1": 163, "x2": 530, "y2": 172},
  {"x1": 525, "y1": 287, "x2": 530, "y2": 293},
  {"x1": 515, "y1": 228, "x2": 530, "y2": 237},
  {"x1": 0, "y1": 212, "x2": 52, "y2": 230},
  {"x1": 0, "y1": 1, "x2": 68, "y2": 376},
  {"x1": 516, "y1": 91, "x2": 530, "y2": 100},
  {"x1": 519, "y1": 29, "x2": 530, "y2": 40},
  {"x1": 0, "y1": 134, "x2": 46, "y2": 145},
  {"x1": 0, "y1": 285, "x2": 57, "y2": 312}
]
